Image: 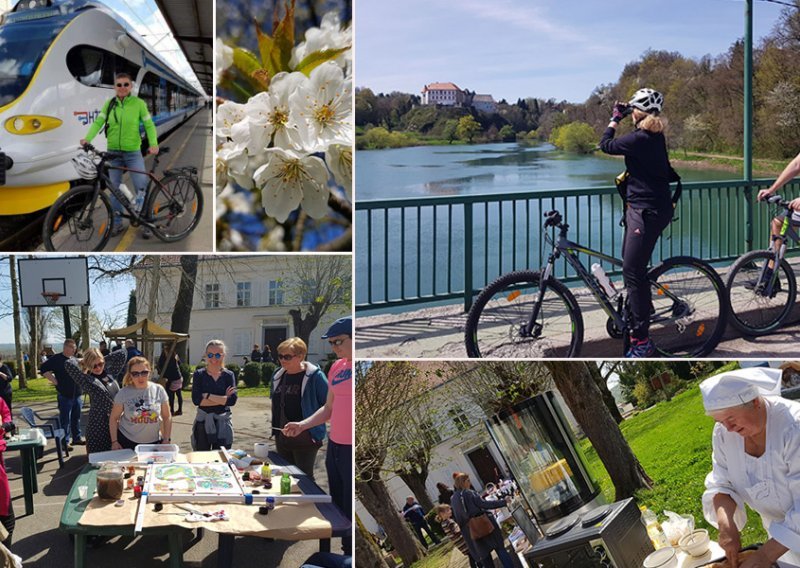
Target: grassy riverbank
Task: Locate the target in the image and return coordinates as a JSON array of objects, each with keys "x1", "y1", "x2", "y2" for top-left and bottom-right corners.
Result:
[{"x1": 669, "y1": 150, "x2": 786, "y2": 178}]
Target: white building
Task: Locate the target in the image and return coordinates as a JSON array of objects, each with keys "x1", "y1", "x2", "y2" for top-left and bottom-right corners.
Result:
[
  {"x1": 472, "y1": 94, "x2": 497, "y2": 114},
  {"x1": 421, "y1": 82, "x2": 466, "y2": 106},
  {"x1": 132, "y1": 256, "x2": 350, "y2": 366}
]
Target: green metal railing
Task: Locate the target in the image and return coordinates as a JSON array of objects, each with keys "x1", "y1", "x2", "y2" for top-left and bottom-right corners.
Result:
[{"x1": 355, "y1": 179, "x2": 800, "y2": 312}]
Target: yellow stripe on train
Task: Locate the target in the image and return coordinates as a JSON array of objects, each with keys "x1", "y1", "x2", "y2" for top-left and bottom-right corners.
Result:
[{"x1": 2, "y1": 182, "x2": 70, "y2": 214}]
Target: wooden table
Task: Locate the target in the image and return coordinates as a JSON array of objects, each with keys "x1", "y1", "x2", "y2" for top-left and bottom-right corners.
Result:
[
  {"x1": 215, "y1": 451, "x2": 351, "y2": 568},
  {"x1": 6, "y1": 430, "x2": 47, "y2": 515}
]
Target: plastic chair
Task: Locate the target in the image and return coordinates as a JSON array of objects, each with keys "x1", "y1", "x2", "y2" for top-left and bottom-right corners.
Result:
[{"x1": 19, "y1": 407, "x2": 68, "y2": 467}]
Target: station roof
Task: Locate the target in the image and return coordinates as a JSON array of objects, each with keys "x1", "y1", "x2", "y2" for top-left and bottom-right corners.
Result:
[{"x1": 153, "y1": 0, "x2": 212, "y2": 95}]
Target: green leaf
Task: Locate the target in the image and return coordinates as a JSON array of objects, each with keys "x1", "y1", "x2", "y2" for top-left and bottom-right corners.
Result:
[
  {"x1": 233, "y1": 47, "x2": 263, "y2": 78},
  {"x1": 295, "y1": 47, "x2": 351, "y2": 76},
  {"x1": 255, "y1": 23, "x2": 276, "y2": 75},
  {"x1": 270, "y1": 0, "x2": 295, "y2": 73}
]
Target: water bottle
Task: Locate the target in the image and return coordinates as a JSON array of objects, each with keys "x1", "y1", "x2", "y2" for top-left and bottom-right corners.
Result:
[
  {"x1": 117, "y1": 182, "x2": 134, "y2": 206},
  {"x1": 133, "y1": 190, "x2": 145, "y2": 214},
  {"x1": 591, "y1": 263, "x2": 617, "y2": 298},
  {"x1": 640, "y1": 506, "x2": 669, "y2": 549}
]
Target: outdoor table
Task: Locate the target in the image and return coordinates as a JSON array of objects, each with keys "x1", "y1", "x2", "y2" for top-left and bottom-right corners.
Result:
[
  {"x1": 677, "y1": 540, "x2": 724, "y2": 568},
  {"x1": 215, "y1": 451, "x2": 351, "y2": 568},
  {"x1": 58, "y1": 464, "x2": 187, "y2": 568},
  {"x1": 6, "y1": 429, "x2": 47, "y2": 515},
  {"x1": 58, "y1": 450, "x2": 350, "y2": 568}
]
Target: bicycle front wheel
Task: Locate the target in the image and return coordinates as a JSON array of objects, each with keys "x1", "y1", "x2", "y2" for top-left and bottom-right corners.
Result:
[
  {"x1": 42, "y1": 185, "x2": 113, "y2": 252},
  {"x1": 464, "y1": 270, "x2": 583, "y2": 358},
  {"x1": 146, "y1": 174, "x2": 203, "y2": 242},
  {"x1": 726, "y1": 250, "x2": 796, "y2": 336},
  {"x1": 647, "y1": 256, "x2": 728, "y2": 357}
]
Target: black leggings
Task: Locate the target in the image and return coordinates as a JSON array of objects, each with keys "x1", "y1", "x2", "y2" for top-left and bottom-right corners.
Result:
[
  {"x1": 167, "y1": 388, "x2": 182, "y2": 413},
  {"x1": 622, "y1": 206, "x2": 673, "y2": 340}
]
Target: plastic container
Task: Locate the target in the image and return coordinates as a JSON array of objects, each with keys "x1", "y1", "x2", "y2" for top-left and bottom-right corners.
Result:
[
  {"x1": 643, "y1": 547, "x2": 678, "y2": 568},
  {"x1": 640, "y1": 506, "x2": 669, "y2": 549},
  {"x1": 96, "y1": 463, "x2": 124, "y2": 500},
  {"x1": 591, "y1": 263, "x2": 618, "y2": 298},
  {"x1": 678, "y1": 529, "x2": 710, "y2": 557},
  {"x1": 135, "y1": 443, "x2": 179, "y2": 463}
]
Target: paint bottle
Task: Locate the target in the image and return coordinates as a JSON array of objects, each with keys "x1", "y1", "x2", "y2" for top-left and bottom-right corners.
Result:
[
  {"x1": 266, "y1": 496, "x2": 275, "y2": 511},
  {"x1": 280, "y1": 473, "x2": 291, "y2": 495},
  {"x1": 261, "y1": 463, "x2": 271, "y2": 480}
]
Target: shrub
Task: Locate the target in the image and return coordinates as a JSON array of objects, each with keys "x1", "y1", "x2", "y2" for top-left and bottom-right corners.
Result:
[
  {"x1": 549, "y1": 121, "x2": 597, "y2": 153},
  {"x1": 227, "y1": 363, "x2": 241, "y2": 381},
  {"x1": 179, "y1": 363, "x2": 192, "y2": 387},
  {"x1": 261, "y1": 362, "x2": 277, "y2": 389},
  {"x1": 242, "y1": 362, "x2": 262, "y2": 388}
]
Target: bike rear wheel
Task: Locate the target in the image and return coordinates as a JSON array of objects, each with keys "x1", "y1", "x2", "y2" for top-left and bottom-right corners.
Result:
[
  {"x1": 145, "y1": 174, "x2": 203, "y2": 242},
  {"x1": 464, "y1": 270, "x2": 584, "y2": 358},
  {"x1": 725, "y1": 250, "x2": 796, "y2": 336},
  {"x1": 42, "y1": 185, "x2": 113, "y2": 252},
  {"x1": 646, "y1": 256, "x2": 728, "y2": 357}
]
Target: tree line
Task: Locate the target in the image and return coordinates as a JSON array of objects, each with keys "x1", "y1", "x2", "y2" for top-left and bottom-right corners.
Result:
[{"x1": 357, "y1": 1, "x2": 800, "y2": 158}]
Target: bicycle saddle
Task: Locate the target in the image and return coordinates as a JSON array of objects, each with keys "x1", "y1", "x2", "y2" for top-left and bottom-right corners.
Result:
[{"x1": 158, "y1": 147, "x2": 171, "y2": 155}]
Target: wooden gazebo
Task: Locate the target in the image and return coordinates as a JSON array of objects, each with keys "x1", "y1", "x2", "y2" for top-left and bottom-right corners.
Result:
[{"x1": 105, "y1": 319, "x2": 188, "y2": 384}]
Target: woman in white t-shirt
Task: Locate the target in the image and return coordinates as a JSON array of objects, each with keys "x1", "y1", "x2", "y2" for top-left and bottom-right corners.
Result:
[{"x1": 109, "y1": 357, "x2": 171, "y2": 450}]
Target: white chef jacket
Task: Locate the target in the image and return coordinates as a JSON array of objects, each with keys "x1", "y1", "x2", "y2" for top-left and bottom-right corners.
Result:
[{"x1": 703, "y1": 397, "x2": 800, "y2": 567}]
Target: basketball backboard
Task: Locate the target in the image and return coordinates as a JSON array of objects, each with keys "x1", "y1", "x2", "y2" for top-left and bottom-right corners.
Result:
[{"x1": 18, "y1": 257, "x2": 90, "y2": 307}]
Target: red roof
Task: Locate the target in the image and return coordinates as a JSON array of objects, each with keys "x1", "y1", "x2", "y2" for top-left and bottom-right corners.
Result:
[{"x1": 422, "y1": 82, "x2": 461, "y2": 92}]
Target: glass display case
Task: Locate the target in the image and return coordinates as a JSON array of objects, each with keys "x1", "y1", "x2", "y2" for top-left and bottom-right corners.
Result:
[{"x1": 485, "y1": 391, "x2": 599, "y2": 524}]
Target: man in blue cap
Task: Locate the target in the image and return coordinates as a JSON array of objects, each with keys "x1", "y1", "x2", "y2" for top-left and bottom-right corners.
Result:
[{"x1": 283, "y1": 316, "x2": 352, "y2": 554}]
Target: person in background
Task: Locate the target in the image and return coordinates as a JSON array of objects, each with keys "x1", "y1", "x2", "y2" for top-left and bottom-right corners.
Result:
[
  {"x1": 283, "y1": 317, "x2": 352, "y2": 553},
  {"x1": 270, "y1": 337, "x2": 327, "y2": 479},
  {"x1": 262, "y1": 344, "x2": 275, "y2": 364},
  {"x1": 41, "y1": 339, "x2": 84, "y2": 449},
  {"x1": 124, "y1": 339, "x2": 142, "y2": 360},
  {"x1": 781, "y1": 361, "x2": 800, "y2": 389},
  {"x1": 191, "y1": 340, "x2": 237, "y2": 450},
  {"x1": 98, "y1": 341, "x2": 110, "y2": 357},
  {"x1": 402, "y1": 496, "x2": 440, "y2": 548},
  {"x1": 0, "y1": 357, "x2": 12, "y2": 415},
  {"x1": 757, "y1": 151, "x2": 800, "y2": 258},
  {"x1": 437, "y1": 481, "x2": 454, "y2": 506},
  {"x1": 65, "y1": 347, "x2": 127, "y2": 454},
  {"x1": 39, "y1": 350, "x2": 48, "y2": 364},
  {"x1": 250, "y1": 344, "x2": 262, "y2": 363},
  {"x1": 435, "y1": 503, "x2": 480, "y2": 568},
  {"x1": 451, "y1": 472, "x2": 514, "y2": 568},
  {"x1": 111, "y1": 341, "x2": 123, "y2": 352},
  {"x1": 158, "y1": 345, "x2": 184, "y2": 416},
  {"x1": 110, "y1": 357, "x2": 171, "y2": 450}
]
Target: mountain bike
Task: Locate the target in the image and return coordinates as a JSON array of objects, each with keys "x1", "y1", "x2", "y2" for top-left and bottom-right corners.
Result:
[
  {"x1": 42, "y1": 144, "x2": 203, "y2": 251},
  {"x1": 725, "y1": 195, "x2": 799, "y2": 335},
  {"x1": 464, "y1": 209, "x2": 728, "y2": 358}
]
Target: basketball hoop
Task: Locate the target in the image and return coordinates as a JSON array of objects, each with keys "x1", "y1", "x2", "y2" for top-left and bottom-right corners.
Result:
[{"x1": 41, "y1": 292, "x2": 63, "y2": 306}]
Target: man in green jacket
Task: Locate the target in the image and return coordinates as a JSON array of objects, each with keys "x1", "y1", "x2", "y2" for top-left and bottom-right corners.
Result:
[{"x1": 80, "y1": 72, "x2": 159, "y2": 236}]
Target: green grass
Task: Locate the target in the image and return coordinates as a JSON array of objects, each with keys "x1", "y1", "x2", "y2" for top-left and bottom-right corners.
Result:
[
  {"x1": 580, "y1": 374, "x2": 768, "y2": 546},
  {"x1": 409, "y1": 541, "x2": 454, "y2": 568}
]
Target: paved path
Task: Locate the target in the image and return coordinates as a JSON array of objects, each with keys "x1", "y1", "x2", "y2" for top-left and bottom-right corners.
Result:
[{"x1": 6, "y1": 396, "x2": 343, "y2": 567}]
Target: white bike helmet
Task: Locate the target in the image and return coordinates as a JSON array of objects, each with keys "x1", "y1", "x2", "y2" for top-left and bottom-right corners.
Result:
[
  {"x1": 71, "y1": 151, "x2": 97, "y2": 180},
  {"x1": 628, "y1": 88, "x2": 663, "y2": 113}
]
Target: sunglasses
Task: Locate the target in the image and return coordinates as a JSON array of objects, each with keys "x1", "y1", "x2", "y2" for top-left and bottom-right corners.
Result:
[
  {"x1": 328, "y1": 339, "x2": 347, "y2": 346},
  {"x1": 206, "y1": 352, "x2": 222, "y2": 359},
  {"x1": 130, "y1": 370, "x2": 149, "y2": 378},
  {"x1": 116, "y1": 82, "x2": 130, "y2": 87},
  {"x1": 92, "y1": 361, "x2": 105, "y2": 369},
  {"x1": 277, "y1": 354, "x2": 296, "y2": 361}
]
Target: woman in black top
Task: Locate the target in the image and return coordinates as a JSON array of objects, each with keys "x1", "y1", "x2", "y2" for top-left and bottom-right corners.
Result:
[
  {"x1": 65, "y1": 347, "x2": 127, "y2": 454},
  {"x1": 600, "y1": 87, "x2": 675, "y2": 358},
  {"x1": 158, "y1": 346, "x2": 183, "y2": 416},
  {"x1": 191, "y1": 340, "x2": 237, "y2": 450},
  {"x1": 0, "y1": 356, "x2": 13, "y2": 414}
]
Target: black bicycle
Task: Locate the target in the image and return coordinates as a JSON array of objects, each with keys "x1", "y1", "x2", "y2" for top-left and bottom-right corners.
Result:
[
  {"x1": 464, "y1": 210, "x2": 728, "y2": 358},
  {"x1": 42, "y1": 143, "x2": 203, "y2": 251},
  {"x1": 725, "y1": 195, "x2": 799, "y2": 335}
]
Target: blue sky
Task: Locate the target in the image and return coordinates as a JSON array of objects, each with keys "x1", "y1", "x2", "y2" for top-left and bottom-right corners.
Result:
[{"x1": 356, "y1": 0, "x2": 788, "y2": 103}]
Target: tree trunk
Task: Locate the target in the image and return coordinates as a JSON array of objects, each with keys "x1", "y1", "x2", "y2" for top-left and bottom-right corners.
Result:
[
  {"x1": 9, "y1": 256, "x2": 26, "y2": 388},
  {"x1": 356, "y1": 515, "x2": 390, "y2": 568},
  {"x1": 397, "y1": 471, "x2": 435, "y2": 513},
  {"x1": 170, "y1": 255, "x2": 198, "y2": 363},
  {"x1": 545, "y1": 361, "x2": 652, "y2": 500},
  {"x1": 144, "y1": 256, "x2": 161, "y2": 362},
  {"x1": 587, "y1": 362, "x2": 624, "y2": 424},
  {"x1": 288, "y1": 303, "x2": 322, "y2": 346},
  {"x1": 356, "y1": 477, "x2": 425, "y2": 567},
  {"x1": 80, "y1": 305, "x2": 90, "y2": 352}
]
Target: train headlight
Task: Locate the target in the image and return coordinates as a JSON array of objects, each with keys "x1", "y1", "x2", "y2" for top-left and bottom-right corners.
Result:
[{"x1": 4, "y1": 115, "x2": 62, "y2": 135}]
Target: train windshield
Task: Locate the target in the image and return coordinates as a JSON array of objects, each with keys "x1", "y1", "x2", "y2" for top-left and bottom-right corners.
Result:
[{"x1": 0, "y1": 16, "x2": 71, "y2": 107}]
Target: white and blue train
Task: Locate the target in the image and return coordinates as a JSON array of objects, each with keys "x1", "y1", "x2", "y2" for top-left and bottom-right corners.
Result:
[{"x1": 0, "y1": 0, "x2": 203, "y2": 216}]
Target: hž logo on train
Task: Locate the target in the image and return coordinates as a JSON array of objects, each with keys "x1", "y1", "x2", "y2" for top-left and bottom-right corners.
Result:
[{"x1": 0, "y1": 0, "x2": 203, "y2": 216}]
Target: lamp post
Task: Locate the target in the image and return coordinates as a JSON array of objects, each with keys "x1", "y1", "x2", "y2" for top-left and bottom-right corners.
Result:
[{"x1": 744, "y1": 0, "x2": 754, "y2": 250}]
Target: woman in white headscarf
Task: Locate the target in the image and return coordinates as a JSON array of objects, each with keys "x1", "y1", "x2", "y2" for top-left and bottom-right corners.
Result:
[{"x1": 701, "y1": 367, "x2": 800, "y2": 568}]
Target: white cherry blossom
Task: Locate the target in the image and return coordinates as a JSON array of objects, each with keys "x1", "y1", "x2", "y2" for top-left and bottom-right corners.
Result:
[
  {"x1": 291, "y1": 62, "x2": 352, "y2": 153},
  {"x1": 241, "y1": 72, "x2": 307, "y2": 152},
  {"x1": 217, "y1": 101, "x2": 247, "y2": 138},
  {"x1": 254, "y1": 148, "x2": 331, "y2": 222},
  {"x1": 326, "y1": 143, "x2": 352, "y2": 200},
  {"x1": 290, "y1": 12, "x2": 352, "y2": 72},
  {"x1": 216, "y1": 39, "x2": 234, "y2": 84}
]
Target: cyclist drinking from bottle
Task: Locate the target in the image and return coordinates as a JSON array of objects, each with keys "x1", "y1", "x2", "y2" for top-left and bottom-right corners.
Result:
[
  {"x1": 600, "y1": 88, "x2": 677, "y2": 358},
  {"x1": 80, "y1": 72, "x2": 159, "y2": 237}
]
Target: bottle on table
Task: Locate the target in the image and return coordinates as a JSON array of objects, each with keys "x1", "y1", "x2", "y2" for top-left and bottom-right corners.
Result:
[
  {"x1": 280, "y1": 473, "x2": 291, "y2": 495},
  {"x1": 640, "y1": 506, "x2": 669, "y2": 549}
]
